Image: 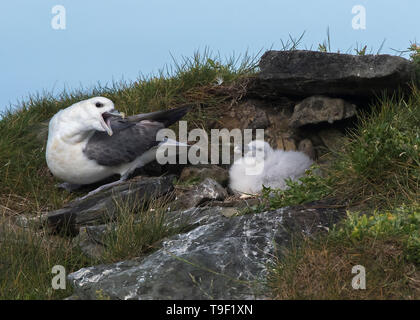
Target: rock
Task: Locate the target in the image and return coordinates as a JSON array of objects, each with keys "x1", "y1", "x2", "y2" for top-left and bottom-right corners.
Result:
[
  {"x1": 298, "y1": 139, "x2": 316, "y2": 160},
  {"x1": 170, "y1": 178, "x2": 228, "y2": 210},
  {"x1": 289, "y1": 96, "x2": 357, "y2": 128},
  {"x1": 248, "y1": 50, "x2": 415, "y2": 98},
  {"x1": 317, "y1": 128, "x2": 346, "y2": 152},
  {"x1": 213, "y1": 99, "x2": 297, "y2": 160},
  {"x1": 165, "y1": 206, "x2": 237, "y2": 231},
  {"x1": 47, "y1": 175, "x2": 175, "y2": 234},
  {"x1": 179, "y1": 165, "x2": 229, "y2": 187},
  {"x1": 219, "y1": 207, "x2": 240, "y2": 218},
  {"x1": 13, "y1": 213, "x2": 48, "y2": 229},
  {"x1": 207, "y1": 197, "x2": 262, "y2": 209},
  {"x1": 72, "y1": 225, "x2": 110, "y2": 260},
  {"x1": 67, "y1": 203, "x2": 345, "y2": 300},
  {"x1": 215, "y1": 99, "x2": 272, "y2": 131},
  {"x1": 275, "y1": 135, "x2": 297, "y2": 151}
]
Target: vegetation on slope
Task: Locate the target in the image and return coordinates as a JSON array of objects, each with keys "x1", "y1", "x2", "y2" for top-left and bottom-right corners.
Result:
[
  {"x1": 268, "y1": 206, "x2": 419, "y2": 299},
  {"x1": 0, "y1": 43, "x2": 419, "y2": 299},
  {"x1": 0, "y1": 51, "x2": 258, "y2": 299},
  {"x1": 266, "y1": 86, "x2": 419, "y2": 299}
]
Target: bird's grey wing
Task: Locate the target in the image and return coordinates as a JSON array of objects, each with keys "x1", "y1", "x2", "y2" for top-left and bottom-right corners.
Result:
[
  {"x1": 125, "y1": 105, "x2": 190, "y2": 126},
  {"x1": 83, "y1": 120, "x2": 165, "y2": 166}
]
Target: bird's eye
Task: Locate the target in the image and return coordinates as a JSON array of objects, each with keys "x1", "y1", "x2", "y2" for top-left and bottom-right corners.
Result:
[{"x1": 95, "y1": 102, "x2": 104, "y2": 108}]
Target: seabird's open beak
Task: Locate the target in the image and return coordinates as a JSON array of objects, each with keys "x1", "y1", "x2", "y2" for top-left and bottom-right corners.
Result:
[{"x1": 101, "y1": 109, "x2": 123, "y2": 136}]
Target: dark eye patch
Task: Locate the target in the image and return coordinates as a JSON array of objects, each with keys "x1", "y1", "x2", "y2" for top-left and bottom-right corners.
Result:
[{"x1": 95, "y1": 102, "x2": 104, "y2": 108}]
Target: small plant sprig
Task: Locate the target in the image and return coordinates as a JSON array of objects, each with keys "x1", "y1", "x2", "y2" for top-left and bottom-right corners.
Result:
[
  {"x1": 408, "y1": 43, "x2": 420, "y2": 61},
  {"x1": 260, "y1": 167, "x2": 333, "y2": 211},
  {"x1": 354, "y1": 45, "x2": 367, "y2": 56},
  {"x1": 408, "y1": 43, "x2": 420, "y2": 81}
]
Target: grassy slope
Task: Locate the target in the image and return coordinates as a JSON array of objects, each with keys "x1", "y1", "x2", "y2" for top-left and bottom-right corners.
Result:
[
  {"x1": 0, "y1": 51, "x2": 258, "y2": 299},
  {"x1": 264, "y1": 88, "x2": 420, "y2": 299},
  {"x1": 0, "y1": 45, "x2": 419, "y2": 299},
  {"x1": 261, "y1": 82, "x2": 419, "y2": 298}
]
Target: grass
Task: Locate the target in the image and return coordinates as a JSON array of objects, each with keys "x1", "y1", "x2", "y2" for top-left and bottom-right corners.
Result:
[
  {"x1": 100, "y1": 193, "x2": 190, "y2": 263},
  {"x1": 328, "y1": 90, "x2": 419, "y2": 209},
  {"x1": 0, "y1": 50, "x2": 258, "y2": 300},
  {"x1": 261, "y1": 167, "x2": 333, "y2": 211},
  {"x1": 0, "y1": 218, "x2": 93, "y2": 299},
  {"x1": 265, "y1": 85, "x2": 420, "y2": 299},
  {"x1": 268, "y1": 206, "x2": 419, "y2": 299},
  {"x1": 0, "y1": 191, "x2": 192, "y2": 299},
  {"x1": 237, "y1": 166, "x2": 333, "y2": 215}
]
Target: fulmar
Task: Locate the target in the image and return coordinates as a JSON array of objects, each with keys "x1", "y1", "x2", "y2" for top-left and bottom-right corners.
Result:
[{"x1": 46, "y1": 96, "x2": 189, "y2": 197}]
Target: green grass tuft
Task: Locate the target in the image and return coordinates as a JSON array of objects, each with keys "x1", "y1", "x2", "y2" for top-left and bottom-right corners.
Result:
[
  {"x1": 334, "y1": 205, "x2": 420, "y2": 265},
  {"x1": 261, "y1": 167, "x2": 333, "y2": 210},
  {"x1": 100, "y1": 193, "x2": 189, "y2": 263},
  {"x1": 0, "y1": 220, "x2": 93, "y2": 299},
  {"x1": 328, "y1": 90, "x2": 419, "y2": 209}
]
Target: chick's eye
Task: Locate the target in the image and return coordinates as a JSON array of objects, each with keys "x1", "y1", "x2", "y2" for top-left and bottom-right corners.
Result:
[{"x1": 95, "y1": 102, "x2": 104, "y2": 108}]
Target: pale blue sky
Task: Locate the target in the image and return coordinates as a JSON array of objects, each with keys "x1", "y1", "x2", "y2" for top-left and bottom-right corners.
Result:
[{"x1": 0, "y1": 0, "x2": 418, "y2": 113}]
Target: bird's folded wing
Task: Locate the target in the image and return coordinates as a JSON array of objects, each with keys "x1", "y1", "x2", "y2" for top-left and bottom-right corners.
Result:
[
  {"x1": 125, "y1": 105, "x2": 190, "y2": 126},
  {"x1": 83, "y1": 119, "x2": 165, "y2": 166}
]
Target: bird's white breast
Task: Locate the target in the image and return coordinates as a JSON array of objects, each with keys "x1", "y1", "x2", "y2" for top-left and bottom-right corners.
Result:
[
  {"x1": 46, "y1": 114, "x2": 116, "y2": 185},
  {"x1": 46, "y1": 135, "x2": 114, "y2": 184}
]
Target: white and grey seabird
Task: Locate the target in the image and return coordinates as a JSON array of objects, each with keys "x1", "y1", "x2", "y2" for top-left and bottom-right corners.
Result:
[{"x1": 46, "y1": 96, "x2": 189, "y2": 197}]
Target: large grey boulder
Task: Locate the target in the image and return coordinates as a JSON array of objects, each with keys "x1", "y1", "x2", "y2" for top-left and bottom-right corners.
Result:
[
  {"x1": 47, "y1": 175, "x2": 175, "y2": 234},
  {"x1": 67, "y1": 204, "x2": 344, "y2": 300},
  {"x1": 248, "y1": 50, "x2": 415, "y2": 98}
]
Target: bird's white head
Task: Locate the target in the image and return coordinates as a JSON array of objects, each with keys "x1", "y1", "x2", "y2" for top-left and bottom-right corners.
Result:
[
  {"x1": 245, "y1": 140, "x2": 273, "y2": 160},
  {"x1": 61, "y1": 97, "x2": 122, "y2": 136}
]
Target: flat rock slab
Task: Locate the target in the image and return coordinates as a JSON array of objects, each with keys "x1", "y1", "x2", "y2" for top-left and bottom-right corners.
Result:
[
  {"x1": 248, "y1": 50, "x2": 415, "y2": 98},
  {"x1": 67, "y1": 204, "x2": 345, "y2": 300},
  {"x1": 47, "y1": 175, "x2": 175, "y2": 234}
]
